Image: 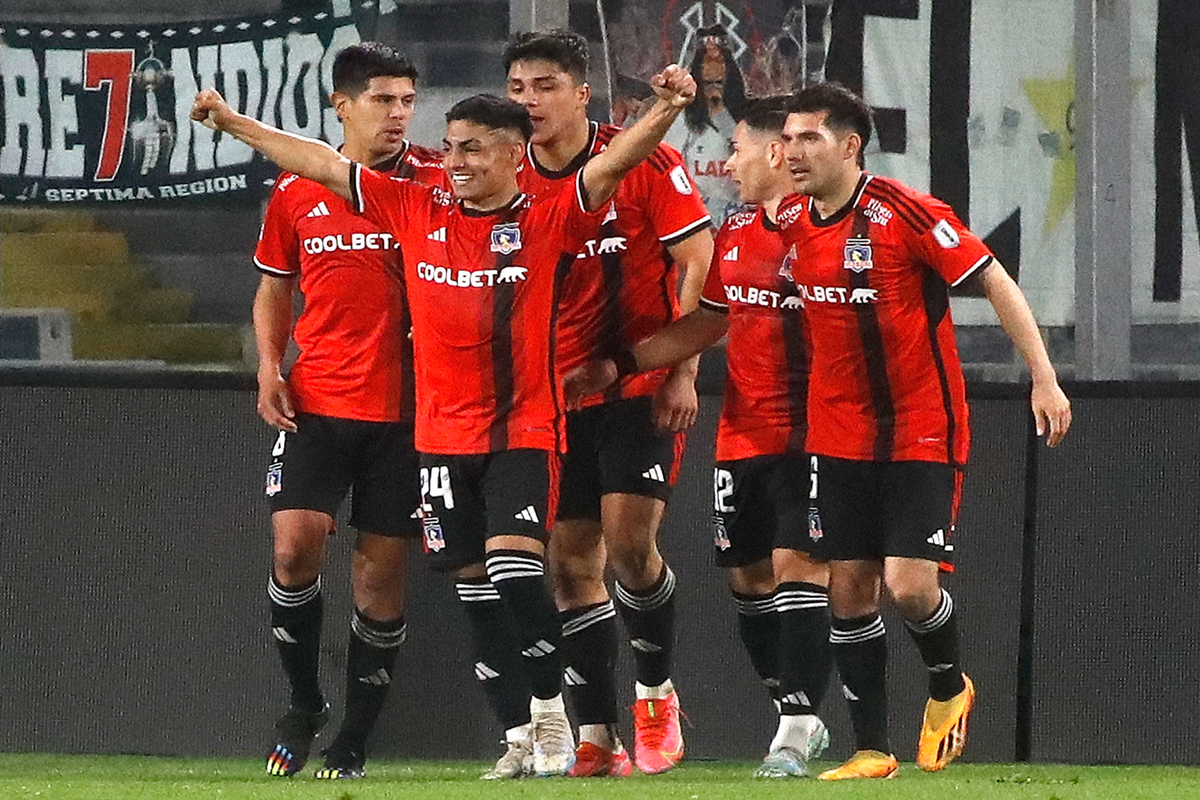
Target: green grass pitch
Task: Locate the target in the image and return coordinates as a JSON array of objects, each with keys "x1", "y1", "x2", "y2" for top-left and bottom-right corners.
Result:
[{"x1": 1, "y1": 755, "x2": 1197, "y2": 800}]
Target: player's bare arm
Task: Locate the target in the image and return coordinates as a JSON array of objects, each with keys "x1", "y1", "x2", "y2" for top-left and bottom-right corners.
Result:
[
  {"x1": 564, "y1": 306, "x2": 728, "y2": 406},
  {"x1": 653, "y1": 229, "x2": 715, "y2": 431},
  {"x1": 253, "y1": 274, "x2": 299, "y2": 432},
  {"x1": 977, "y1": 261, "x2": 1072, "y2": 446},
  {"x1": 191, "y1": 88, "x2": 353, "y2": 199},
  {"x1": 578, "y1": 64, "x2": 696, "y2": 210}
]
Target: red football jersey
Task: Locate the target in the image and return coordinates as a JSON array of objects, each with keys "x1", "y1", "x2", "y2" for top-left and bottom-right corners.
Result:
[
  {"x1": 776, "y1": 174, "x2": 994, "y2": 465},
  {"x1": 253, "y1": 143, "x2": 444, "y2": 422},
  {"x1": 351, "y1": 163, "x2": 602, "y2": 455},
  {"x1": 699, "y1": 206, "x2": 808, "y2": 461},
  {"x1": 517, "y1": 122, "x2": 711, "y2": 406}
]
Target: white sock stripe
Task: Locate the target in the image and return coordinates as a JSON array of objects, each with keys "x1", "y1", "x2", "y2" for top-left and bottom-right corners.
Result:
[
  {"x1": 614, "y1": 567, "x2": 676, "y2": 610},
  {"x1": 351, "y1": 614, "x2": 407, "y2": 648},
  {"x1": 267, "y1": 575, "x2": 321, "y2": 607},
  {"x1": 562, "y1": 601, "x2": 617, "y2": 637},
  {"x1": 454, "y1": 582, "x2": 502, "y2": 602},
  {"x1": 774, "y1": 598, "x2": 831, "y2": 613},
  {"x1": 906, "y1": 589, "x2": 954, "y2": 634},
  {"x1": 485, "y1": 554, "x2": 545, "y2": 583},
  {"x1": 734, "y1": 596, "x2": 776, "y2": 616},
  {"x1": 829, "y1": 617, "x2": 886, "y2": 644}
]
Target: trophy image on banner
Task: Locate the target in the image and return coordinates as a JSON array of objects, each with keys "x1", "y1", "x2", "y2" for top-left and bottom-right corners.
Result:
[{"x1": 128, "y1": 43, "x2": 175, "y2": 176}]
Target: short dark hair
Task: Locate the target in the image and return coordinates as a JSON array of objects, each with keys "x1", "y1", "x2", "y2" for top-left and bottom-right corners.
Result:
[
  {"x1": 503, "y1": 29, "x2": 589, "y2": 83},
  {"x1": 740, "y1": 96, "x2": 792, "y2": 134},
  {"x1": 332, "y1": 42, "x2": 418, "y2": 95},
  {"x1": 446, "y1": 94, "x2": 534, "y2": 141},
  {"x1": 791, "y1": 82, "x2": 873, "y2": 155}
]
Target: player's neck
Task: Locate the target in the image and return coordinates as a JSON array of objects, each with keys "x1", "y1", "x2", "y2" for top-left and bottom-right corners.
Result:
[
  {"x1": 460, "y1": 180, "x2": 522, "y2": 214},
  {"x1": 811, "y1": 169, "x2": 864, "y2": 219},
  {"x1": 762, "y1": 174, "x2": 795, "y2": 223},
  {"x1": 342, "y1": 139, "x2": 404, "y2": 168},
  {"x1": 532, "y1": 117, "x2": 591, "y2": 172}
]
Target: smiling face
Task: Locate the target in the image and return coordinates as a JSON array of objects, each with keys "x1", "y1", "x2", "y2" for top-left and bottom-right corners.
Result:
[
  {"x1": 505, "y1": 58, "x2": 590, "y2": 148},
  {"x1": 441, "y1": 119, "x2": 524, "y2": 208},
  {"x1": 333, "y1": 76, "x2": 416, "y2": 161},
  {"x1": 781, "y1": 110, "x2": 861, "y2": 202}
]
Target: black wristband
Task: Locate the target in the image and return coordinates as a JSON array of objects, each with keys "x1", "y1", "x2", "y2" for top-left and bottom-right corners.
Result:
[{"x1": 612, "y1": 349, "x2": 639, "y2": 377}]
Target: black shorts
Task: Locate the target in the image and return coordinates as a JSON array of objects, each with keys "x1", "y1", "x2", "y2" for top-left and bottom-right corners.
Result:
[
  {"x1": 713, "y1": 454, "x2": 819, "y2": 568},
  {"x1": 265, "y1": 412, "x2": 421, "y2": 537},
  {"x1": 807, "y1": 455, "x2": 962, "y2": 567},
  {"x1": 418, "y1": 448, "x2": 558, "y2": 571},
  {"x1": 557, "y1": 396, "x2": 686, "y2": 522}
]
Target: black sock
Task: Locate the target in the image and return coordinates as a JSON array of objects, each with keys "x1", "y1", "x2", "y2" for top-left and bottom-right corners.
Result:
[
  {"x1": 831, "y1": 614, "x2": 890, "y2": 753},
  {"x1": 776, "y1": 581, "x2": 833, "y2": 715},
  {"x1": 334, "y1": 609, "x2": 406, "y2": 754},
  {"x1": 732, "y1": 590, "x2": 779, "y2": 701},
  {"x1": 485, "y1": 550, "x2": 564, "y2": 701},
  {"x1": 905, "y1": 589, "x2": 966, "y2": 701},
  {"x1": 561, "y1": 600, "x2": 620, "y2": 725},
  {"x1": 269, "y1": 573, "x2": 325, "y2": 713},
  {"x1": 614, "y1": 564, "x2": 677, "y2": 688},
  {"x1": 455, "y1": 578, "x2": 531, "y2": 730}
]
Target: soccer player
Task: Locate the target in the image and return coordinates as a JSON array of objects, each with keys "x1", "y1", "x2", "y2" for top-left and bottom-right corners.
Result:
[
  {"x1": 192, "y1": 63, "x2": 699, "y2": 779},
  {"x1": 503, "y1": 29, "x2": 714, "y2": 776},
  {"x1": 253, "y1": 43, "x2": 442, "y2": 781},
  {"x1": 563, "y1": 98, "x2": 834, "y2": 778},
  {"x1": 776, "y1": 83, "x2": 1071, "y2": 779}
]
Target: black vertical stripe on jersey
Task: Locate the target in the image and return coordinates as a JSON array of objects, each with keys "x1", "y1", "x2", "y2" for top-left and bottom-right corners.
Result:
[
  {"x1": 596, "y1": 218, "x2": 628, "y2": 405},
  {"x1": 921, "y1": 268, "x2": 958, "y2": 465},
  {"x1": 488, "y1": 208, "x2": 522, "y2": 452},
  {"x1": 550, "y1": 252, "x2": 576, "y2": 454},
  {"x1": 395, "y1": 248, "x2": 417, "y2": 423},
  {"x1": 780, "y1": 280, "x2": 809, "y2": 453},
  {"x1": 849, "y1": 210, "x2": 895, "y2": 461}
]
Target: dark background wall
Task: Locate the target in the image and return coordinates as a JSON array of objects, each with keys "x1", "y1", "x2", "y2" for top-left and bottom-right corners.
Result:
[{"x1": 0, "y1": 383, "x2": 1197, "y2": 763}]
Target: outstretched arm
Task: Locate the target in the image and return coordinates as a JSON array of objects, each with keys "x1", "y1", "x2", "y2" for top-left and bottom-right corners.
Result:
[
  {"x1": 978, "y1": 261, "x2": 1072, "y2": 445},
  {"x1": 191, "y1": 89, "x2": 352, "y2": 199},
  {"x1": 578, "y1": 65, "x2": 696, "y2": 211},
  {"x1": 564, "y1": 306, "x2": 728, "y2": 406}
]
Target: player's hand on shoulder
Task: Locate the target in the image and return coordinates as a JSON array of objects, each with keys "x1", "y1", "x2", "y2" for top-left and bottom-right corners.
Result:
[
  {"x1": 1031, "y1": 378, "x2": 1071, "y2": 447},
  {"x1": 652, "y1": 368, "x2": 698, "y2": 433},
  {"x1": 190, "y1": 88, "x2": 233, "y2": 131},
  {"x1": 563, "y1": 360, "x2": 619, "y2": 409},
  {"x1": 257, "y1": 373, "x2": 298, "y2": 432},
  {"x1": 650, "y1": 64, "x2": 697, "y2": 108}
]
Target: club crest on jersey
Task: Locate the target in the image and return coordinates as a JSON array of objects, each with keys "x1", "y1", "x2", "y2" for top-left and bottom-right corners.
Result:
[
  {"x1": 422, "y1": 516, "x2": 446, "y2": 553},
  {"x1": 265, "y1": 463, "x2": 283, "y2": 497},
  {"x1": 490, "y1": 223, "x2": 523, "y2": 255},
  {"x1": 780, "y1": 245, "x2": 798, "y2": 279},
  {"x1": 844, "y1": 237, "x2": 873, "y2": 272}
]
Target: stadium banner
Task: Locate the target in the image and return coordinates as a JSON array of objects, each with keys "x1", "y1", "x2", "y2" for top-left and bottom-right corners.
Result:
[
  {"x1": 0, "y1": 1, "x2": 390, "y2": 205},
  {"x1": 607, "y1": 0, "x2": 1196, "y2": 325}
]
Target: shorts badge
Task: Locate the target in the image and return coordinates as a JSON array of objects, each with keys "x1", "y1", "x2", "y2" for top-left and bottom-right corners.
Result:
[
  {"x1": 713, "y1": 515, "x2": 731, "y2": 551},
  {"x1": 265, "y1": 463, "x2": 283, "y2": 497},
  {"x1": 422, "y1": 516, "x2": 446, "y2": 553},
  {"x1": 844, "y1": 237, "x2": 874, "y2": 272},
  {"x1": 808, "y1": 507, "x2": 824, "y2": 541},
  {"x1": 490, "y1": 222, "x2": 522, "y2": 255}
]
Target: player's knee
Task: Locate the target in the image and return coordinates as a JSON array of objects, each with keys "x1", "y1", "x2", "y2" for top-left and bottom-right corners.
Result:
[
  {"x1": 727, "y1": 560, "x2": 775, "y2": 596},
  {"x1": 607, "y1": 538, "x2": 661, "y2": 588},
  {"x1": 886, "y1": 578, "x2": 941, "y2": 620},
  {"x1": 549, "y1": 551, "x2": 603, "y2": 607},
  {"x1": 273, "y1": 545, "x2": 321, "y2": 587}
]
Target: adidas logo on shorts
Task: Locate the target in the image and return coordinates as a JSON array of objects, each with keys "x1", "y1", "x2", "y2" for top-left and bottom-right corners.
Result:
[
  {"x1": 514, "y1": 505, "x2": 540, "y2": 523},
  {"x1": 641, "y1": 464, "x2": 666, "y2": 482}
]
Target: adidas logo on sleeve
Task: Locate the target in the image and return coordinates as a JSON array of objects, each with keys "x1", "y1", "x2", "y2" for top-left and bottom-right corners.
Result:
[{"x1": 306, "y1": 201, "x2": 330, "y2": 218}]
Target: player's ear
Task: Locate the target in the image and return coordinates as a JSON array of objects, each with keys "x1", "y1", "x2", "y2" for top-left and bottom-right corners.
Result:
[
  {"x1": 579, "y1": 81, "x2": 592, "y2": 107},
  {"x1": 331, "y1": 91, "x2": 352, "y2": 121},
  {"x1": 768, "y1": 139, "x2": 785, "y2": 168},
  {"x1": 843, "y1": 131, "x2": 862, "y2": 165}
]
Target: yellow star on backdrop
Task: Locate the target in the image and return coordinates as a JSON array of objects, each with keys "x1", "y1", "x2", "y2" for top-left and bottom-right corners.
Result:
[{"x1": 1022, "y1": 62, "x2": 1075, "y2": 234}]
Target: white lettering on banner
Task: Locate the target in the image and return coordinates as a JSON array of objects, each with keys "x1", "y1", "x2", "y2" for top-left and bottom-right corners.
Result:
[
  {"x1": 302, "y1": 232, "x2": 397, "y2": 254},
  {"x1": 417, "y1": 261, "x2": 529, "y2": 288},
  {"x1": 1, "y1": 19, "x2": 360, "y2": 188}
]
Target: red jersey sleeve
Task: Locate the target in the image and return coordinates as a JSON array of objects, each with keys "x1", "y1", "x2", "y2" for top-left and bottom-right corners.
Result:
[
  {"x1": 698, "y1": 219, "x2": 734, "y2": 313},
  {"x1": 639, "y1": 143, "x2": 712, "y2": 246},
  {"x1": 349, "y1": 161, "x2": 429, "y2": 234},
  {"x1": 555, "y1": 171, "x2": 605, "y2": 250},
  {"x1": 253, "y1": 173, "x2": 301, "y2": 276},
  {"x1": 905, "y1": 193, "x2": 994, "y2": 287}
]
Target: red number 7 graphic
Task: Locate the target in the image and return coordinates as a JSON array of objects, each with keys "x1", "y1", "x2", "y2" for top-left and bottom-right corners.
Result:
[{"x1": 84, "y1": 49, "x2": 135, "y2": 182}]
